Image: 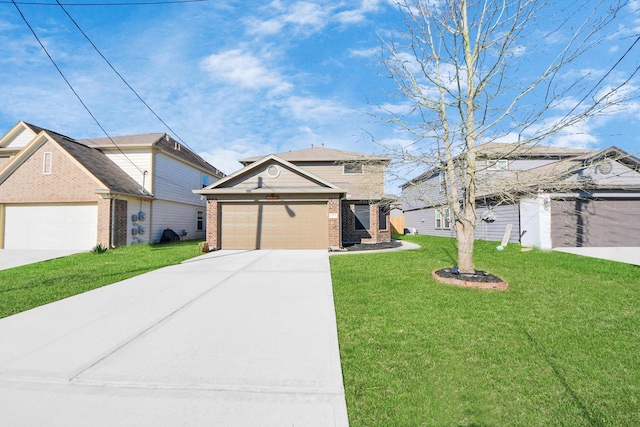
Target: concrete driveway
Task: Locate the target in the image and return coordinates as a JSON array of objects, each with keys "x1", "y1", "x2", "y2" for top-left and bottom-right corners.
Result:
[
  {"x1": 553, "y1": 247, "x2": 640, "y2": 266},
  {"x1": 0, "y1": 249, "x2": 83, "y2": 271},
  {"x1": 0, "y1": 250, "x2": 348, "y2": 426}
]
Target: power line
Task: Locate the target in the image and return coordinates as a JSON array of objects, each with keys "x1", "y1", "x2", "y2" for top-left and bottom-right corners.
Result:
[
  {"x1": 2, "y1": 0, "x2": 207, "y2": 5},
  {"x1": 11, "y1": 0, "x2": 146, "y2": 176},
  {"x1": 54, "y1": 0, "x2": 198, "y2": 154}
]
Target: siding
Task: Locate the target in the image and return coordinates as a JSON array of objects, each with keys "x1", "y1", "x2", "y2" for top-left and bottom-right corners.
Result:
[
  {"x1": 102, "y1": 149, "x2": 152, "y2": 191},
  {"x1": 124, "y1": 197, "x2": 152, "y2": 245},
  {"x1": 404, "y1": 207, "x2": 456, "y2": 238},
  {"x1": 4, "y1": 127, "x2": 36, "y2": 151},
  {"x1": 402, "y1": 175, "x2": 448, "y2": 210},
  {"x1": 294, "y1": 162, "x2": 386, "y2": 200},
  {"x1": 224, "y1": 162, "x2": 328, "y2": 191},
  {"x1": 153, "y1": 153, "x2": 207, "y2": 206},
  {"x1": 475, "y1": 203, "x2": 521, "y2": 243},
  {"x1": 405, "y1": 203, "x2": 520, "y2": 243},
  {"x1": 151, "y1": 200, "x2": 206, "y2": 243}
]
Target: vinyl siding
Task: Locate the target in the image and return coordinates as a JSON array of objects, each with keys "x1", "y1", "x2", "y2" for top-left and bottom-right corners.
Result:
[
  {"x1": 102, "y1": 149, "x2": 152, "y2": 192},
  {"x1": 475, "y1": 203, "x2": 521, "y2": 243},
  {"x1": 3, "y1": 127, "x2": 36, "y2": 151},
  {"x1": 404, "y1": 207, "x2": 455, "y2": 238},
  {"x1": 124, "y1": 197, "x2": 152, "y2": 245},
  {"x1": 402, "y1": 174, "x2": 448, "y2": 210},
  {"x1": 405, "y1": 203, "x2": 520, "y2": 243},
  {"x1": 293, "y1": 162, "x2": 386, "y2": 199},
  {"x1": 151, "y1": 200, "x2": 206, "y2": 243},
  {"x1": 153, "y1": 153, "x2": 207, "y2": 206},
  {"x1": 223, "y1": 163, "x2": 328, "y2": 191}
]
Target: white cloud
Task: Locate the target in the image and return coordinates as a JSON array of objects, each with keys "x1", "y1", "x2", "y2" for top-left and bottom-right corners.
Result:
[{"x1": 200, "y1": 49, "x2": 292, "y2": 93}]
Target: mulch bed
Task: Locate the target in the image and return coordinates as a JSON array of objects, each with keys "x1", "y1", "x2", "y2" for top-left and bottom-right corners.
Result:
[
  {"x1": 432, "y1": 268, "x2": 508, "y2": 291},
  {"x1": 343, "y1": 241, "x2": 403, "y2": 252}
]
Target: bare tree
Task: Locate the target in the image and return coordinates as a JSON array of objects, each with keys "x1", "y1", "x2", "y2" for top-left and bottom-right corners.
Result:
[{"x1": 379, "y1": 0, "x2": 633, "y2": 273}]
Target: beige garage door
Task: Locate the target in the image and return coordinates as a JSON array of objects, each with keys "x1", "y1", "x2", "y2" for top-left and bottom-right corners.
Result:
[{"x1": 220, "y1": 202, "x2": 328, "y2": 249}]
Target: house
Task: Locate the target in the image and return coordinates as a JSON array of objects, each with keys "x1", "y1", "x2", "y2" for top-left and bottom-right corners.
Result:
[
  {"x1": 402, "y1": 142, "x2": 640, "y2": 248},
  {"x1": 0, "y1": 121, "x2": 224, "y2": 250},
  {"x1": 194, "y1": 147, "x2": 392, "y2": 250}
]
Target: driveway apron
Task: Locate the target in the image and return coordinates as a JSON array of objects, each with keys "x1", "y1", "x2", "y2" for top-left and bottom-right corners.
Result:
[{"x1": 0, "y1": 250, "x2": 348, "y2": 426}]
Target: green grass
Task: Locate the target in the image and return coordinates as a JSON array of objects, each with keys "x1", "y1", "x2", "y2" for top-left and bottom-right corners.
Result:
[
  {"x1": 330, "y1": 235, "x2": 640, "y2": 426},
  {"x1": 0, "y1": 241, "x2": 204, "y2": 319}
]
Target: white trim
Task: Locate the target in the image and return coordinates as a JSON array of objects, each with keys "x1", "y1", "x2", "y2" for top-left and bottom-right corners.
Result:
[{"x1": 43, "y1": 151, "x2": 52, "y2": 175}]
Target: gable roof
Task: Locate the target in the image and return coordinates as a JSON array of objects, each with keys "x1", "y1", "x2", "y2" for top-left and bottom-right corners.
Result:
[
  {"x1": 239, "y1": 146, "x2": 391, "y2": 165},
  {"x1": 476, "y1": 146, "x2": 640, "y2": 198},
  {"x1": 475, "y1": 142, "x2": 591, "y2": 159},
  {"x1": 0, "y1": 129, "x2": 152, "y2": 198},
  {"x1": 80, "y1": 134, "x2": 225, "y2": 178},
  {"x1": 47, "y1": 131, "x2": 153, "y2": 197},
  {"x1": 402, "y1": 142, "x2": 595, "y2": 188},
  {"x1": 195, "y1": 154, "x2": 345, "y2": 195}
]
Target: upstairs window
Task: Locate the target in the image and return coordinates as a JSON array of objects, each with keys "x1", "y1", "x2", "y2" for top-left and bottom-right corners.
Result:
[
  {"x1": 201, "y1": 174, "x2": 209, "y2": 188},
  {"x1": 487, "y1": 159, "x2": 509, "y2": 170},
  {"x1": 343, "y1": 163, "x2": 363, "y2": 174},
  {"x1": 435, "y1": 207, "x2": 452, "y2": 230},
  {"x1": 354, "y1": 204, "x2": 370, "y2": 230},
  {"x1": 43, "y1": 152, "x2": 52, "y2": 175}
]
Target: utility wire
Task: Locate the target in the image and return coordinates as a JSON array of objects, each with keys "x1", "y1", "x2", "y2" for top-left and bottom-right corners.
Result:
[
  {"x1": 11, "y1": 0, "x2": 146, "y2": 176},
  {"x1": 2, "y1": 0, "x2": 207, "y2": 5},
  {"x1": 55, "y1": 0, "x2": 198, "y2": 155}
]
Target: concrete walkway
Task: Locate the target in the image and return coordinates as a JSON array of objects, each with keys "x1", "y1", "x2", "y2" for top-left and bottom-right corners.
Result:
[
  {"x1": 553, "y1": 247, "x2": 640, "y2": 266},
  {"x1": 0, "y1": 250, "x2": 348, "y2": 426},
  {"x1": 0, "y1": 249, "x2": 83, "y2": 271}
]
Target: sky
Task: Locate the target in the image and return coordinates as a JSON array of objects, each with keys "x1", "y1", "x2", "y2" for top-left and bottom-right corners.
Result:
[{"x1": 1, "y1": 0, "x2": 640, "y2": 191}]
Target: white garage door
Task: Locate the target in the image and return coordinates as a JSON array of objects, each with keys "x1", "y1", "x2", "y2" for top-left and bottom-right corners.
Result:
[{"x1": 4, "y1": 204, "x2": 98, "y2": 250}]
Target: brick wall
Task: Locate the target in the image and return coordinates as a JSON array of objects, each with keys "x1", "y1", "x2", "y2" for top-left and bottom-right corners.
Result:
[
  {"x1": 206, "y1": 199, "x2": 219, "y2": 249},
  {"x1": 97, "y1": 197, "x2": 111, "y2": 248},
  {"x1": 341, "y1": 202, "x2": 391, "y2": 245},
  {"x1": 328, "y1": 197, "x2": 340, "y2": 249},
  {"x1": 0, "y1": 141, "x2": 99, "y2": 203}
]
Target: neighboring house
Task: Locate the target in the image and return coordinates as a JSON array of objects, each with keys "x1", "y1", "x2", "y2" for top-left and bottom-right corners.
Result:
[
  {"x1": 0, "y1": 121, "x2": 224, "y2": 250},
  {"x1": 402, "y1": 142, "x2": 640, "y2": 248},
  {"x1": 194, "y1": 147, "x2": 392, "y2": 250}
]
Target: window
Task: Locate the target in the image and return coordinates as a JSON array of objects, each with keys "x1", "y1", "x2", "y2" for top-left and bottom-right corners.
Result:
[
  {"x1": 435, "y1": 207, "x2": 452, "y2": 229},
  {"x1": 438, "y1": 171, "x2": 445, "y2": 190},
  {"x1": 354, "y1": 204, "x2": 370, "y2": 230},
  {"x1": 343, "y1": 163, "x2": 363, "y2": 174},
  {"x1": 201, "y1": 174, "x2": 209, "y2": 188},
  {"x1": 196, "y1": 210, "x2": 204, "y2": 232},
  {"x1": 378, "y1": 206, "x2": 387, "y2": 230},
  {"x1": 487, "y1": 159, "x2": 509, "y2": 170},
  {"x1": 43, "y1": 152, "x2": 52, "y2": 175}
]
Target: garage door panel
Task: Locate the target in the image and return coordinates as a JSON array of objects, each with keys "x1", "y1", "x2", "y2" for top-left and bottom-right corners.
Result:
[
  {"x1": 4, "y1": 204, "x2": 98, "y2": 250},
  {"x1": 221, "y1": 202, "x2": 328, "y2": 250},
  {"x1": 551, "y1": 199, "x2": 640, "y2": 247}
]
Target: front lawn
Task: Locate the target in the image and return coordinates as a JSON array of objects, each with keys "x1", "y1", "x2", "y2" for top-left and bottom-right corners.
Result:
[
  {"x1": 330, "y1": 235, "x2": 640, "y2": 426},
  {"x1": 0, "y1": 241, "x2": 203, "y2": 319}
]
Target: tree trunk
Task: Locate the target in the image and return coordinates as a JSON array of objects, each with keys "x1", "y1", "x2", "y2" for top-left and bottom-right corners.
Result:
[{"x1": 455, "y1": 220, "x2": 475, "y2": 273}]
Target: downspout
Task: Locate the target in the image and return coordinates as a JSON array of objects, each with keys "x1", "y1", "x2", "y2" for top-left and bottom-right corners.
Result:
[{"x1": 110, "y1": 196, "x2": 116, "y2": 248}]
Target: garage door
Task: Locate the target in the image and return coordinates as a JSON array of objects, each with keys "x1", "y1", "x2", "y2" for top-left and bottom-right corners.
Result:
[
  {"x1": 4, "y1": 204, "x2": 98, "y2": 250},
  {"x1": 220, "y1": 202, "x2": 328, "y2": 249},
  {"x1": 551, "y1": 199, "x2": 640, "y2": 247}
]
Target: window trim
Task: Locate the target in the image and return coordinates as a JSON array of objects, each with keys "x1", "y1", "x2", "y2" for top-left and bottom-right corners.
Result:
[
  {"x1": 378, "y1": 206, "x2": 388, "y2": 231},
  {"x1": 354, "y1": 204, "x2": 370, "y2": 230},
  {"x1": 435, "y1": 207, "x2": 452, "y2": 230},
  {"x1": 43, "y1": 152, "x2": 52, "y2": 175},
  {"x1": 487, "y1": 159, "x2": 509, "y2": 171},
  {"x1": 343, "y1": 163, "x2": 363, "y2": 175},
  {"x1": 196, "y1": 210, "x2": 204, "y2": 232}
]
